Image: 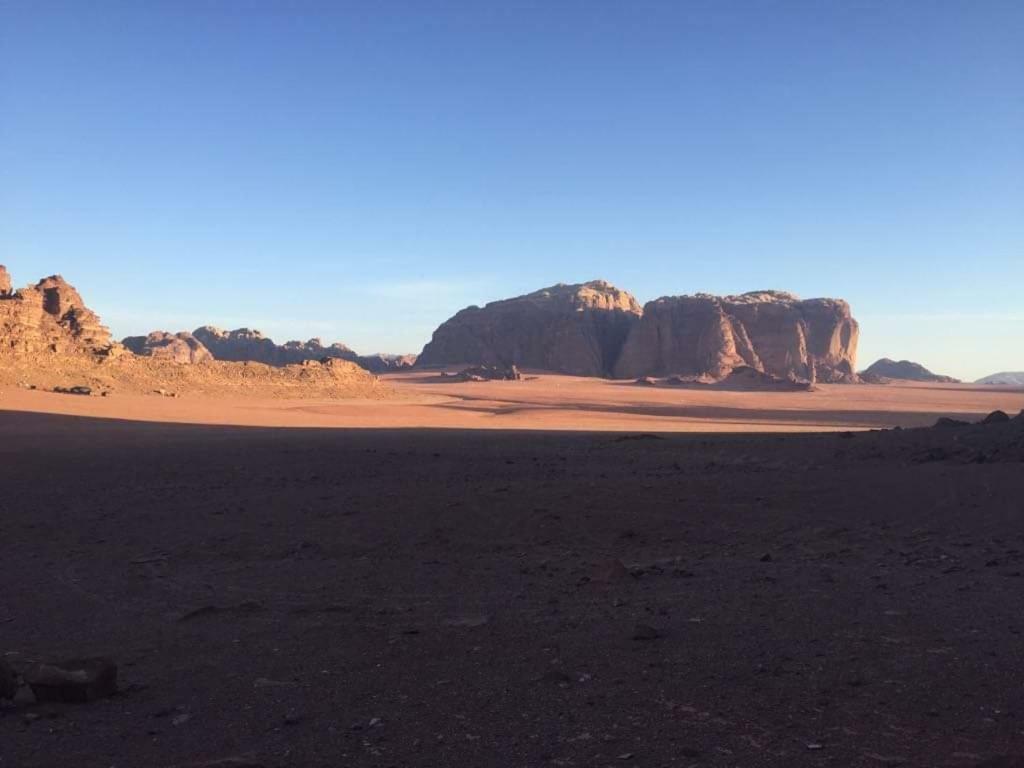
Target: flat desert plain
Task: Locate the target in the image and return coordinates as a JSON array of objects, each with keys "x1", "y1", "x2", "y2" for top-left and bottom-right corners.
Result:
[
  {"x1": 2, "y1": 377, "x2": 1024, "y2": 768},
  {"x1": 3, "y1": 372, "x2": 1024, "y2": 432}
]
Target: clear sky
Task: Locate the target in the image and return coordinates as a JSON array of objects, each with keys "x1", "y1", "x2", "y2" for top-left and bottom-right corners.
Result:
[{"x1": 2, "y1": 1, "x2": 1021, "y2": 380}]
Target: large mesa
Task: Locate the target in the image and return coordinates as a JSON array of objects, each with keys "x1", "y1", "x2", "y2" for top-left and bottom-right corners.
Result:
[
  {"x1": 612, "y1": 290, "x2": 859, "y2": 382},
  {"x1": 416, "y1": 280, "x2": 643, "y2": 377}
]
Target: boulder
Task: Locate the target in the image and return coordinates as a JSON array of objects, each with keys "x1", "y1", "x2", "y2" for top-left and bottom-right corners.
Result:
[
  {"x1": 614, "y1": 291, "x2": 858, "y2": 382},
  {"x1": 26, "y1": 657, "x2": 118, "y2": 703},
  {"x1": 0, "y1": 265, "x2": 11, "y2": 296},
  {"x1": 0, "y1": 657, "x2": 17, "y2": 700},
  {"x1": 981, "y1": 410, "x2": 1010, "y2": 425},
  {"x1": 123, "y1": 331, "x2": 213, "y2": 364},
  {"x1": 861, "y1": 358, "x2": 959, "y2": 383},
  {"x1": 455, "y1": 364, "x2": 522, "y2": 381},
  {"x1": 417, "y1": 281, "x2": 642, "y2": 376}
]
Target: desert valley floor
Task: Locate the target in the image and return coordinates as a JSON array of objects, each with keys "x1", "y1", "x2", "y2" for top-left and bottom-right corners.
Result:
[{"x1": 2, "y1": 375, "x2": 1024, "y2": 767}]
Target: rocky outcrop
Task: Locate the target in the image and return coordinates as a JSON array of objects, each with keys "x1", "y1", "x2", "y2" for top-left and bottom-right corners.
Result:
[
  {"x1": 189, "y1": 326, "x2": 414, "y2": 373},
  {"x1": 861, "y1": 358, "x2": 959, "y2": 383},
  {"x1": 0, "y1": 270, "x2": 114, "y2": 356},
  {"x1": 613, "y1": 291, "x2": 859, "y2": 382},
  {"x1": 122, "y1": 331, "x2": 214, "y2": 365},
  {"x1": 417, "y1": 281, "x2": 642, "y2": 376},
  {"x1": 976, "y1": 372, "x2": 1024, "y2": 386},
  {"x1": 192, "y1": 326, "x2": 358, "y2": 367},
  {"x1": 355, "y1": 353, "x2": 418, "y2": 373}
]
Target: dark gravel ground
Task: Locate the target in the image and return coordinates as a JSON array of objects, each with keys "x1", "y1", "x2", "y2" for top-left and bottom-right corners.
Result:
[{"x1": 1, "y1": 411, "x2": 1023, "y2": 767}]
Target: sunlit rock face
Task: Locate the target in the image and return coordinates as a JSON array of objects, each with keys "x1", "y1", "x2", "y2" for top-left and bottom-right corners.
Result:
[
  {"x1": 417, "y1": 280, "x2": 643, "y2": 377},
  {"x1": 0, "y1": 269, "x2": 113, "y2": 356},
  {"x1": 614, "y1": 291, "x2": 859, "y2": 382}
]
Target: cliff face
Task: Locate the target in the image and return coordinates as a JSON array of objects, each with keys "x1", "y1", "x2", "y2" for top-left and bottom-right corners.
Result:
[
  {"x1": 417, "y1": 281, "x2": 643, "y2": 376},
  {"x1": 613, "y1": 291, "x2": 859, "y2": 382},
  {"x1": 192, "y1": 326, "x2": 357, "y2": 366},
  {"x1": 188, "y1": 326, "x2": 413, "y2": 372},
  {"x1": 122, "y1": 331, "x2": 214, "y2": 365},
  {"x1": 0, "y1": 268, "x2": 114, "y2": 356}
]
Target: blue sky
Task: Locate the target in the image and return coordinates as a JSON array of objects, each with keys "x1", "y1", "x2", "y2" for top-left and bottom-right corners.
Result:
[{"x1": 1, "y1": 1, "x2": 1021, "y2": 379}]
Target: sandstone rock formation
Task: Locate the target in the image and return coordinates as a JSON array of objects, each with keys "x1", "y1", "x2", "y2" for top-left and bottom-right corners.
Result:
[
  {"x1": 0, "y1": 266, "x2": 391, "y2": 399},
  {"x1": 613, "y1": 291, "x2": 859, "y2": 382},
  {"x1": 0, "y1": 270, "x2": 113, "y2": 356},
  {"x1": 122, "y1": 331, "x2": 214, "y2": 365},
  {"x1": 356, "y1": 353, "x2": 418, "y2": 373},
  {"x1": 861, "y1": 358, "x2": 959, "y2": 383},
  {"x1": 189, "y1": 326, "x2": 415, "y2": 373},
  {"x1": 192, "y1": 326, "x2": 358, "y2": 367},
  {"x1": 417, "y1": 281, "x2": 643, "y2": 376}
]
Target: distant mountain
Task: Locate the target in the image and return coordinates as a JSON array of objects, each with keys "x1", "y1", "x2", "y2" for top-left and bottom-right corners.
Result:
[
  {"x1": 975, "y1": 371, "x2": 1024, "y2": 386},
  {"x1": 860, "y1": 358, "x2": 959, "y2": 383}
]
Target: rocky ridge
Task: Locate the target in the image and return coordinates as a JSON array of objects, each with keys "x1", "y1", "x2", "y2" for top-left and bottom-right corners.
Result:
[{"x1": 0, "y1": 266, "x2": 389, "y2": 399}]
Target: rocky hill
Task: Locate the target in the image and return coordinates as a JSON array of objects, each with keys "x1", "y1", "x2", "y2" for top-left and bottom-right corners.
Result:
[
  {"x1": 190, "y1": 326, "x2": 415, "y2": 372},
  {"x1": 417, "y1": 281, "x2": 643, "y2": 376},
  {"x1": 613, "y1": 291, "x2": 859, "y2": 382},
  {"x1": 122, "y1": 331, "x2": 214, "y2": 365},
  {"x1": 0, "y1": 266, "x2": 114, "y2": 356},
  {"x1": 0, "y1": 266, "x2": 390, "y2": 399},
  {"x1": 861, "y1": 358, "x2": 959, "y2": 383},
  {"x1": 976, "y1": 371, "x2": 1024, "y2": 386}
]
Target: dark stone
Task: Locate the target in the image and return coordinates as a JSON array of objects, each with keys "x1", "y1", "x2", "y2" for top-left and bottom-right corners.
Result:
[
  {"x1": 934, "y1": 417, "x2": 969, "y2": 428},
  {"x1": 54, "y1": 385, "x2": 91, "y2": 396},
  {"x1": 0, "y1": 657, "x2": 17, "y2": 700},
  {"x1": 26, "y1": 657, "x2": 117, "y2": 703},
  {"x1": 632, "y1": 623, "x2": 661, "y2": 641},
  {"x1": 981, "y1": 410, "x2": 1010, "y2": 425}
]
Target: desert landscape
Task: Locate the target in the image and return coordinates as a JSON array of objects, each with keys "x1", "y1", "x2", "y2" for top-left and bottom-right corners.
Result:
[
  {"x1": 1, "y1": 4, "x2": 1022, "y2": 766},
  {"x1": 2, "y1": 262, "x2": 1024, "y2": 768}
]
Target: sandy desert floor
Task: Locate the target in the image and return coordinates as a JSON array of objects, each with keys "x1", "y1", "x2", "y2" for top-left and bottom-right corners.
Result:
[
  {"x1": 2, "y1": 372, "x2": 1023, "y2": 432},
  {"x1": 1, "y1": 378, "x2": 1023, "y2": 767}
]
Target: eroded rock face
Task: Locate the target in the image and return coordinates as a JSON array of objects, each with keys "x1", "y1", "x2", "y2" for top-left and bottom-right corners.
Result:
[
  {"x1": 614, "y1": 291, "x2": 859, "y2": 382},
  {"x1": 123, "y1": 331, "x2": 214, "y2": 365},
  {"x1": 0, "y1": 270, "x2": 113, "y2": 356},
  {"x1": 193, "y1": 326, "x2": 359, "y2": 367},
  {"x1": 417, "y1": 281, "x2": 643, "y2": 376},
  {"x1": 355, "y1": 353, "x2": 418, "y2": 373},
  {"x1": 861, "y1": 358, "x2": 959, "y2": 383}
]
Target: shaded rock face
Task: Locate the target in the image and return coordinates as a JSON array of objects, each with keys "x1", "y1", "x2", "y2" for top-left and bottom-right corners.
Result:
[
  {"x1": 190, "y1": 326, "x2": 413, "y2": 373},
  {"x1": 193, "y1": 326, "x2": 357, "y2": 367},
  {"x1": 123, "y1": 331, "x2": 214, "y2": 365},
  {"x1": 417, "y1": 281, "x2": 643, "y2": 376},
  {"x1": 355, "y1": 353, "x2": 418, "y2": 373},
  {"x1": 0, "y1": 270, "x2": 113, "y2": 356},
  {"x1": 613, "y1": 291, "x2": 859, "y2": 382},
  {"x1": 861, "y1": 358, "x2": 959, "y2": 383}
]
